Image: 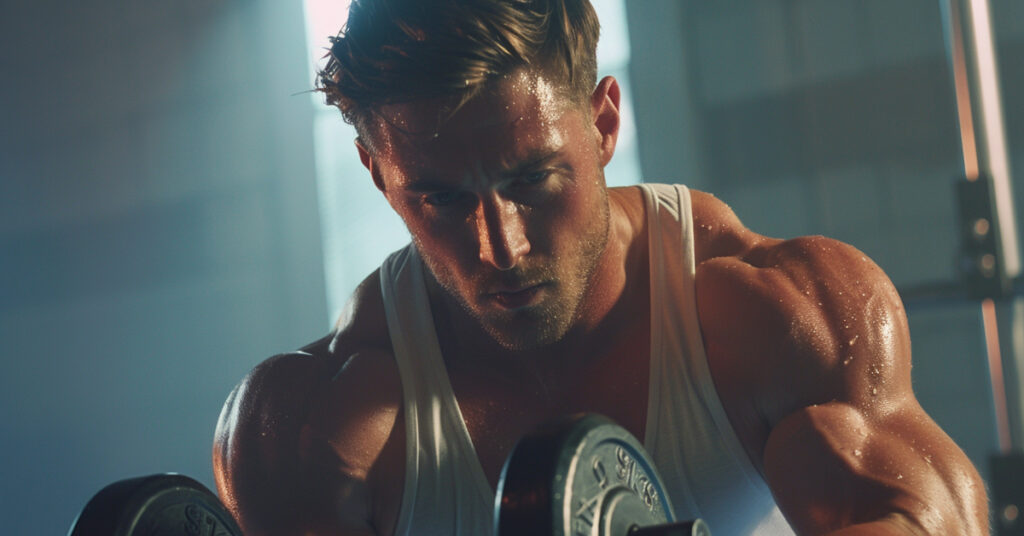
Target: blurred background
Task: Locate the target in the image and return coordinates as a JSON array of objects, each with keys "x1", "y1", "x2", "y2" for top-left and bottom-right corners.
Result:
[{"x1": 2, "y1": 0, "x2": 1023, "y2": 533}]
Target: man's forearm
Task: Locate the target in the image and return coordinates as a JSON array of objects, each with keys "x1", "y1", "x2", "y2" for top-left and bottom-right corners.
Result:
[{"x1": 822, "y1": 513, "x2": 936, "y2": 536}]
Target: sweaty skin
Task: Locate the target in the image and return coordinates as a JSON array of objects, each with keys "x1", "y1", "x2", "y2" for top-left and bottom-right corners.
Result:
[{"x1": 213, "y1": 69, "x2": 988, "y2": 535}]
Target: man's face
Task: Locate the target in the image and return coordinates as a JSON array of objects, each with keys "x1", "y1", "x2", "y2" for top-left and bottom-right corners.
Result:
[{"x1": 362, "y1": 70, "x2": 616, "y2": 351}]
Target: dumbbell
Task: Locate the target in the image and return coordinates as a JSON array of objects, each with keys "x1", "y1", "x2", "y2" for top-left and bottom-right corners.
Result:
[
  {"x1": 68, "y1": 473, "x2": 242, "y2": 536},
  {"x1": 495, "y1": 413, "x2": 711, "y2": 536},
  {"x1": 69, "y1": 415, "x2": 704, "y2": 536}
]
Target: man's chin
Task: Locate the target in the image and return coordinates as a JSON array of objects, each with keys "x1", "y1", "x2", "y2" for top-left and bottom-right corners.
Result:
[
  {"x1": 477, "y1": 313, "x2": 569, "y2": 352},
  {"x1": 484, "y1": 330, "x2": 555, "y2": 352}
]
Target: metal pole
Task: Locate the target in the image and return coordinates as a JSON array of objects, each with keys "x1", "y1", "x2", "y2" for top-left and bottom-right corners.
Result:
[
  {"x1": 941, "y1": 0, "x2": 1018, "y2": 268},
  {"x1": 940, "y1": 0, "x2": 1022, "y2": 450},
  {"x1": 941, "y1": 0, "x2": 1024, "y2": 532}
]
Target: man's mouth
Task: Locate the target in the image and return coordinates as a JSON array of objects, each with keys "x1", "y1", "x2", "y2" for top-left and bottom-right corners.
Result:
[{"x1": 488, "y1": 283, "x2": 545, "y2": 309}]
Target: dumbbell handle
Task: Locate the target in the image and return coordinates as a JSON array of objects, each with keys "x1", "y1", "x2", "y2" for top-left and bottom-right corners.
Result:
[{"x1": 629, "y1": 519, "x2": 711, "y2": 536}]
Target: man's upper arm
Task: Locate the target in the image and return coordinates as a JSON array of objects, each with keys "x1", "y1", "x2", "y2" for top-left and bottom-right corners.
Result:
[
  {"x1": 695, "y1": 220, "x2": 988, "y2": 534},
  {"x1": 763, "y1": 398, "x2": 987, "y2": 534},
  {"x1": 212, "y1": 352, "x2": 380, "y2": 536}
]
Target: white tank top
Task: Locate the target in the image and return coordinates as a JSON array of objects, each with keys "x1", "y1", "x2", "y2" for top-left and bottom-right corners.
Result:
[{"x1": 380, "y1": 183, "x2": 795, "y2": 535}]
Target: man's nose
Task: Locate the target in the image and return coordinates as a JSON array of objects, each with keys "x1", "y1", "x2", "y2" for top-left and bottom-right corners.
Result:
[{"x1": 475, "y1": 195, "x2": 530, "y2": 270}]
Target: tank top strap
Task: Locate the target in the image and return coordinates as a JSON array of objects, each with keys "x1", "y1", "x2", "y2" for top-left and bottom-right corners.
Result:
[
  {"x1": 380, "y1": 245, "x2": 494, "y2": 536},
  {"x1": 638, "y1": 183, "x2": 795, "y2": 535}
]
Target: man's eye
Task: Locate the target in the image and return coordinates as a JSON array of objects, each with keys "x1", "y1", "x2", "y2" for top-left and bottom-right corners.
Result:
[
  {"x1": 520, "y1": 171, "x2": 550, "y2": 186},
  {"x1": 425, "y1": 191, "x2": 465, "y2": 206}
]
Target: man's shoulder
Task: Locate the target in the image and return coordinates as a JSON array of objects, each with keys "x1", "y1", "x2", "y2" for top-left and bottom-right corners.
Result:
[
  {"x1": 222, "y1": 267, "x2": 399, "y2": 433},
  {"x1": 212, "y1": 347, "x2": 402, "y2": 534},
  {"x1": 212, "y1": 269, "x2": 403, "y2": 534},
  {"x1": 215, "y1": 267, "x2": 402, "y2": 467},
  {"x1": 219, "y1": 337, "x2": 401, "y2": 431},
  {"x1": 685, "y1": 186, "x2": 887, "y2": 285},
  {"x1": 687, "y1": 187, "x2": 910, "y2": 422}
]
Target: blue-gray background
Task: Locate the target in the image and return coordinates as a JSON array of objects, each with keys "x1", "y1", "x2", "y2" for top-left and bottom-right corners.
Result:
[{"x1": 3, "y1": 1, "x2": 1024, "y2": 533}]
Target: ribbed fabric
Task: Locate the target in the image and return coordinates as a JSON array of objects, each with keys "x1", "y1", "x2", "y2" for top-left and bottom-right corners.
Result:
[
  {"x1": 381, "y1": 184, "x2": 794, "y2": 535},
  {"x1": 639, "y1": 183, "x2": 793, "y2": 535}
]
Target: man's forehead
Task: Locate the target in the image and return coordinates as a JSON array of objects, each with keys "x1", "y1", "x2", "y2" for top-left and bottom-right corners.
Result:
[{"x1": 371, "y1": 69, "x2": 575, "y2": 143}]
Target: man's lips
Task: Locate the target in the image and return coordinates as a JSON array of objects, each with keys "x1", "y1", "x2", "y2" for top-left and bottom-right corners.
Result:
[{"x1": 487, "y1": 283, "x2": 546, "y2": 308}]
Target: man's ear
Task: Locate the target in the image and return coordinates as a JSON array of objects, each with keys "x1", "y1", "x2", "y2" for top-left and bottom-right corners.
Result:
[
  {"x1": 590, "y1": 76, "x2": 621, "y2": 167},
  {"x1": 356, "y1": 138, "x2": 386, "y2": 193}
]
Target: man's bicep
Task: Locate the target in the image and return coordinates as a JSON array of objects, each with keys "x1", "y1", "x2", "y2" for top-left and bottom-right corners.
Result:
[{"x1": 763, "y1": 400, "x2": 987, "y2": 535}]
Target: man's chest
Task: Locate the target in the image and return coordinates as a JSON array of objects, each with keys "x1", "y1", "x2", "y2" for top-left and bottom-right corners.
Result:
[{"x1": 448, "y1": 335, "x2": 653, "y2": 491}]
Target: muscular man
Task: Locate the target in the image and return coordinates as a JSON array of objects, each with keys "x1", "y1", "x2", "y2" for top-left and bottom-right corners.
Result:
[{"x1": 213, "y1": 1, "x2": 988, "y2": 534}]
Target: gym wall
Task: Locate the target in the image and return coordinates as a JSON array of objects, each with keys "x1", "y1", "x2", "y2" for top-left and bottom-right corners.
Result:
[{"x1": 0, "y1": 1, "x2": 328, "y2": 534}]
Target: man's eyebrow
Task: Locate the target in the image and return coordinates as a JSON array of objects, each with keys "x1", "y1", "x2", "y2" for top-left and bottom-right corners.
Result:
[
  {"x1": 504, "y1": 149, "x2": 563, "y2": 175},
  {"x1": 402, "y1": 149, "x2": 565, "y2": 192},
  {"x1": 404, "y1": 178, "x2": 455, "y2": 192}
]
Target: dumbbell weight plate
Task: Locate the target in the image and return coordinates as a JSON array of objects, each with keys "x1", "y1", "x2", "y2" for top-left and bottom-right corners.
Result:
[
  {"x1": 495, "y1": 414, "x2": 677, "y2": 536},
  {"x1": 68, "y1": 473, "x2": 242, "y2": 536}
]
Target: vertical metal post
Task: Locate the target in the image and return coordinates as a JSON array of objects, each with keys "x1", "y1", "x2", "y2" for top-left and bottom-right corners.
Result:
[
  {"x1": 941, "y1": 0, "x2": 1021, "y2": 447},
  {"x1": 941, "y1": 0, "x2": 1024, "y2": 532},
  {"x1": 941, "y1": 0, "x2": 1018, "y2": 274}
]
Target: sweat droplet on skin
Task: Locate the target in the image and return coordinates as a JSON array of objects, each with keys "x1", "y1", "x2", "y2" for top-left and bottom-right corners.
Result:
[
  {"x1": 854, "y1": 449, "x2": 863, "y2": 457},
  {"x1": 849, "y1": 335, "x2": 859, "y2": 347}
]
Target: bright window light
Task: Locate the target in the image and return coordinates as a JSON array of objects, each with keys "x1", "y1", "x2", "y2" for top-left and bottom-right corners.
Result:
[{"x1": 302, "y1": 0, "x2": 352, "y2": 101}]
